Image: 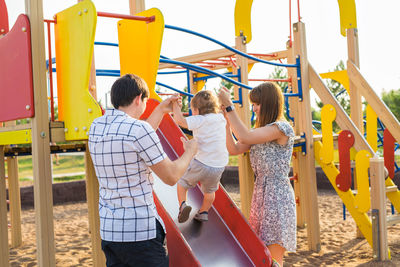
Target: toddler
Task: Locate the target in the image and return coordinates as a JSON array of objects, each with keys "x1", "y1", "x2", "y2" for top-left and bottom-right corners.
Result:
[{"x1": 173, "y1": 90, "x2": 228, "y2": 222}]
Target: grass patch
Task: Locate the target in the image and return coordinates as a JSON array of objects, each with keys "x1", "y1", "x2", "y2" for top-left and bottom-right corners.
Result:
[
  {"x1": 53, "y1": 175, "x2": 85, "y2": 183},
  {"x1": 228, "y1": 155, "x2": 238, "y2": 166},
  {"x1": 5, "y1": 154, "x2": 86, "y2": 180}
]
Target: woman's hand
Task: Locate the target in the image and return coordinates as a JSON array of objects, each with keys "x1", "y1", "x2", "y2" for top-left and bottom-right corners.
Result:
[{"x1": 218, "y1": 87, "x2": 233, "y2": 107}]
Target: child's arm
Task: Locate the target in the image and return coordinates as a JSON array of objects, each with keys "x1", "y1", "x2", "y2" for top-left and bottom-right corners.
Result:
[{"x1": 172, "y1": 101, "x2": 188, "y2": 128}]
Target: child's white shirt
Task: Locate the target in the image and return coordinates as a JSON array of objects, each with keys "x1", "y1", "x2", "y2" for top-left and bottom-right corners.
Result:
[{"x1": 186, "y1": 113, "x2": 228, "y2": 168}]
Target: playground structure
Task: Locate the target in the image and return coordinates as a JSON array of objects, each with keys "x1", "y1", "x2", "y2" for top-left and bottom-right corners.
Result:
[{"x1": 0, "y1": 0, "x2": 399, "y2": 266}]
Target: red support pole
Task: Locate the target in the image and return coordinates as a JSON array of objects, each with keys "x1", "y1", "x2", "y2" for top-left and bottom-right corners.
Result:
[{"x1": 97, "y1": 12, "x2": 155, "y2": 23}]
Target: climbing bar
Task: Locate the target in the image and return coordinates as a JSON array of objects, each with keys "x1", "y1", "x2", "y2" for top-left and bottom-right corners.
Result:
[
  {"x1": 159, "y1": 58, "x2": 253, "y2": 90},
  {"x1": 193, "y1": 72, "x2": 239, "y2": 82},
  {"x1": 165, "y1": 24, "x2": 299, "y2": 68},
  {"x1": 97, "y1": 12, "x2": 155, "y2": 23},
  {"x1": 249, "y1": 78, "x2": 291, "y2": 83},
  {"x1": 43, "y1": 19, "x2": 56, "y2": 24},
  {"x1": 94, "y1": 41, "x2": 118, "y2": 47},
  {"x1": 156, "y1": 82, "x2": 193, "y2": 97}
]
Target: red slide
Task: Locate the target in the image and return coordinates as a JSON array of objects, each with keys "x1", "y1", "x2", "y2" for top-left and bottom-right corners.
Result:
[{"x1": 142, "y1": 99, "x2": 272, "y2": 267}]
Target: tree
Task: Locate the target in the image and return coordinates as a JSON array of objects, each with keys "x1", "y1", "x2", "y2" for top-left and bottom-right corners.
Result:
[{"x1": 382, "y1": 88, "x2": 400, "y2": 121}]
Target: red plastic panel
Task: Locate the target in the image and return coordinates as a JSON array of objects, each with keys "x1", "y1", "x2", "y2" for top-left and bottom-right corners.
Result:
[
  {"x1": 140, "y1": 98, "x2": 185, "y2": 156},
  {"x1": 384, "y1": 129, "x2": 396, "y2": 180},
  {"x1": 336, "y1": 130, "x2": 354, "y2": 192},
  {"x1": 214, "y1": 186, "x2": 272, "y2": 266},
  {"x1": 0, "y1": 0, "x2": 9, "y2": 36},
  {"x1": 0, "y1": 15, "x2": 34, "y2": 122}
]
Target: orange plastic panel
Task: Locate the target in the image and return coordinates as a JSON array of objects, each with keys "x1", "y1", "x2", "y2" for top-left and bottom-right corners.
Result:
[
  {"x1": 0, "y1": 15, "x2": 34, "y2": 122},
  {"x1": 54, "y1": 0, "x2": 102, "y2": 140},
  {"x1": 118, "y1": 8, "x2": 164, "y2": 101},
  {"x1": 0, "y1": 0, "x2": 9, "y2": 36}
]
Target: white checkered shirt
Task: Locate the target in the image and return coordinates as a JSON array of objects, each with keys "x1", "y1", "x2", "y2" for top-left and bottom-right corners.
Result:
[{"x1": 88, "y1": 109, "x2": 167, "y2": 242}]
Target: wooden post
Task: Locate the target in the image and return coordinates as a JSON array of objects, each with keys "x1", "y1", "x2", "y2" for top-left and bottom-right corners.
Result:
[
  {"x1": 292, "y1": 22, "x2": 321, "y2": 251},
  {"x1": 347, "y1": 28, "x2": 362, "y2": 130},
  {"x1": 287, "y1": 44, "x2": 306, "y2": 228},
  {"x1": 85, "y1": 145, "x2": 106, "y2": 267},
  {"x1": 370, "y1": 156, "x2": 389, "y2": 261},
  {"x1": 129, "y1": 0, "x2": 145, "y2": 14},
  {"x1": 7, "y1": 156, "x2": 22, "y2": 248},
  {"x1": 25, "y1": 0, "x2": 56, "y2": 266},
  {"x1": 0, "y1": 146, "x2": 9, "y2": 267},
  {"x1": 234, "y1": 36, "x2": 254, "y2": 218},
  {"x1": 347, "y1": 28, "x2": 364, "y2": 238}
]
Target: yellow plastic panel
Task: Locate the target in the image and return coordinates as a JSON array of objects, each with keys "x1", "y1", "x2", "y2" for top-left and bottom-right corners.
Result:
[
  {"x1": 354, "y1": 150, "x2": 371, "y2": 213},
  {"x1": 315, "y1": 141, "x2": 373, "y2": 247},
  {"x1": 54, "y1": 0, "x2": 102, "y2": 140},
  {"x1": 234, "y1": 0, "x2": 253, "y2": 43},
  {"x1": 337, "y1": 0, "x2": 357, "y2": 36},
  {"x1": 366, "y1": 104, "x2": 377, "y2": 152},
  {"x1": 0, "y1": 129, "x2": 31, "y2": 145},
  {"x1": 320, "y1": 70, "x2": 349, "y2": 94},
  {"x1": 320, "y1": 104, "x2": 336, "y2": 164},
  {"x1": 118, "y1": 8, "x2": 164, "y2": 102},
  {"x1": 194, "y1": 73, "x2": 208, "y2": 92}
]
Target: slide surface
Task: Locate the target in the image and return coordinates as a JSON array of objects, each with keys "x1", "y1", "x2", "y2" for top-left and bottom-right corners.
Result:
[{"x1": 142, "y1": 99, "x2": 272, "y2": 267}]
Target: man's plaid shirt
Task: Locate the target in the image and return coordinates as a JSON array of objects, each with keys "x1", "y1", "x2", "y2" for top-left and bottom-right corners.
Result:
[{"x1": 88, "y1": 109, "x2": 167, "y2": 242}]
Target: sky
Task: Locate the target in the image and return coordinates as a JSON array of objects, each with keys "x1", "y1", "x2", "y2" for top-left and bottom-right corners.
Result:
[{"x1": 4, "y1": 0, "x2": 400, "y2": 108}]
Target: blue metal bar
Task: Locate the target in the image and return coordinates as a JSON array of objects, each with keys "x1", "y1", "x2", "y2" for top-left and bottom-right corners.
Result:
[
  {"x1": 97, "y1": 72, "x2": 120, "y2": 77},
  {"x1": 335, "y1": 88, "x2": 347, "y2": 98},
  {"x1": 158, "y1": 70, "x2": 188, "y2": 75},
  {"x1": 284, "y1": 86, "x2": 294, "y2": 122},
  {"x1": 156, "y1": 81, "x2": 193, "y2": 97},
  {"x1": 97, "y1": 69, "x2": 120, "y2": 73},
  {"x1": 164, "y1": 24, "x2": 299, "y2": 68},
  {"x1": 94, "y1": 41, "x2": 118, "y2": 47},
  {"x1": 295, "y1": 56, "x2": 303, "y2": 101},
  {"x1": 237, "y1": 68, "x2": 243, "y2": 106},
  {"x1": 159, "y1": 58, "x2": 253, "y2": 90},
  {"x1": 193, "y1": 72, "x2": 238, "y2": 82},
  {"x1": 186, "y1": 69, "x2": 192, "y2": 116}
]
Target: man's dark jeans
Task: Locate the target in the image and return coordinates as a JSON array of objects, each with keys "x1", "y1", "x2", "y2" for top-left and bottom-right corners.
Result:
[{"x1": 101, "y1": 220, "x2": 169, "y2": 267}]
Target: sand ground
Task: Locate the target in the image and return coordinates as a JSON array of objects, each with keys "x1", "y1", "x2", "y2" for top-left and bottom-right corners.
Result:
[{"x1": 6, "y1": 184, "x2": 400, "y2": 267}]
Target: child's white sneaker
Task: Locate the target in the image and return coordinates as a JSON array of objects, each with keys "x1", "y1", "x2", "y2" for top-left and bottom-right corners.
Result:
[
  {"x1": 178, "y1": 202, "x2": 192, "y2": 223},
  {"x1": 194, "y1": 211, "x2": 208, "y2": 222}
]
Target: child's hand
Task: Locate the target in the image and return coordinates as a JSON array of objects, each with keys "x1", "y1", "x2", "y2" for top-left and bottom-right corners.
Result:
[
  {"x1": 181, "y1": 137, "x2": 198, "y2": 156},
  {"x1": 160, "y1": 94, "x2": 180, "y2": 113},
  {"x1": 218, "y1": 87, "x2": 233, "y2": 106}
]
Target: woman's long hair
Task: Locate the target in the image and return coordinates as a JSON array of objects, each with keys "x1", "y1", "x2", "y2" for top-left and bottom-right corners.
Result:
[{"x1": 249, "y1": 82, "x2": 284, "y2": 128}]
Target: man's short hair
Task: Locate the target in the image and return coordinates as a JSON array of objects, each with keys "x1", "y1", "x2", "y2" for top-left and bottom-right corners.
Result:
[{"x1": 111, "y1": 74, "x2": 150, "y2": 109}]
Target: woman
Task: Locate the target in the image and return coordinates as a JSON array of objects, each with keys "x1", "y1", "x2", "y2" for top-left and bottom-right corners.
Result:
[{"x1": 218, "y1": 82, "x2": 296, "y2": 267}]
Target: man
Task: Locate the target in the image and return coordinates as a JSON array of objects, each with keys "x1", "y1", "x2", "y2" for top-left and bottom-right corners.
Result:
[{"x1": 88, "y1": 74, "x2": 197, "y2": 266}]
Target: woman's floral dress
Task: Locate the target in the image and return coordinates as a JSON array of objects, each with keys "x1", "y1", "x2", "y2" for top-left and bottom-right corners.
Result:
[{"x1": 248, "y1": 120, "x2": 296, "y2": 252}]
